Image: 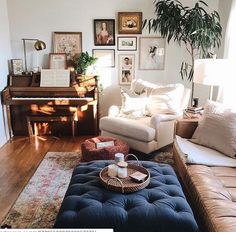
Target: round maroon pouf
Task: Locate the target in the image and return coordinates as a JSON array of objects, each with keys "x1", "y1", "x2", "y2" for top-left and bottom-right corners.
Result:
[{"x1": 80, "y1": 136, "x2": 129, "y2": 162}]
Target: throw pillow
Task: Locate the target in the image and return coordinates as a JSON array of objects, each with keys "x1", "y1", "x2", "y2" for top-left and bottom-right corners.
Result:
[
  {"x1": 146, "y1": 83, "x2": 184, "y2": 115},
  {"x1": 130, "y1": 79, "x2": 159, "y2": 96},
  {"x1": 191, "y1": 101, "x2": 236, "y2": 158},
  {"x1": 120, "y1": 89, "x2": 148, "y2": 119}
]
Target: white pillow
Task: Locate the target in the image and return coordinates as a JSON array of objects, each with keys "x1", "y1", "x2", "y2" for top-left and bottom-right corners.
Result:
[
  {"x1": 130, "y1": 79, "x2": 159, "y2": 96},
  {"x1": 146, "y1": 84, "x2": 184, "y2": 115},
  {"x1": 191, "y1": 100, "x2": 236, "y2": 158},
  {"x1": 120, "y1": 89, "x2": 148, "y2": 119}
]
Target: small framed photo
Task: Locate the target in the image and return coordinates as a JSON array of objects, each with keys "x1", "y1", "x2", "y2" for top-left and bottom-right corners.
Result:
[
  {"x1": 94, "y1": 19, "x2": 115, "y2": 46},
  {"x1": 118, "y1": 12, "x2": 142, "y2": 34},
  {"x1": 49, "y1": 53, "x2": 67, "y2": 69},
  {"x1": 92, "y1": 49, "x2": 115, "y2": 67},
  {"x1": 117, "y1": 37, "x2": 137, "y2": 51},
  {"x1": 118, "y1": 54, "x2": 135, "y2": 85},
  {"x1": 139, "y1": 37, "x2": 165, "y2": 70},
  {"x1": 10, "y1": 59, "x2": 23, "y2": 75},
  {"x1": 53, "y1": 32, "x2": 82, "y2": 60}
]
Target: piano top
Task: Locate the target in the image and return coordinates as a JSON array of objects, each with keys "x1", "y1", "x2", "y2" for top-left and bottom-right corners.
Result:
[{"x1": 2, "y1": 74, "x2": 98, "y2": 105}]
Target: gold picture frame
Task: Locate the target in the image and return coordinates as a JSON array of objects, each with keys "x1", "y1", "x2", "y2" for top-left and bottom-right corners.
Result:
[
  {"x1": 118, "y1": 12, "x2": 142, "y2": 34},
  {"x1": 53, "y1": 32, "x2": 82, "y2": 61}
]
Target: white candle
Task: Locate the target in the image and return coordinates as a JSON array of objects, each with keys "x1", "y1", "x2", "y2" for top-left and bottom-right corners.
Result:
[
  {"x1": 115, "y1": 153, "x2": 124, "y2": 164},
  {"x1": 117, "y1": 161, "x2": 128, "y2": 179},
  {"x1": 108, "y1": 164, "x2": 118, "y2": 177}
]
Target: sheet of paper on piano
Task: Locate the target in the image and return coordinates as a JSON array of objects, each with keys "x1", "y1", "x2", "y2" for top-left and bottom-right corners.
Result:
[{"x1": 40, "y1": 69, "x2": 70, "y2": 87}]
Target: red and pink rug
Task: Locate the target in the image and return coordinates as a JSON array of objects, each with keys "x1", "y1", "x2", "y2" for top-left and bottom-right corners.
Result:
[{"x1": 2, "y1": 152, "x2": 80, "y2": 228}]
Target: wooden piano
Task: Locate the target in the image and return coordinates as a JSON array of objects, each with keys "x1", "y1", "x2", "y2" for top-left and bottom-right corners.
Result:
[{"x1": 2, "y1": 73, "x2": 99, "y2": 138}]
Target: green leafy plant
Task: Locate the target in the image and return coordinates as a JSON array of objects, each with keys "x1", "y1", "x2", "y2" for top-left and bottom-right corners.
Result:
[
  {"x1": 73, "y1": 52, "x2": 97, "y2": 75},
  {"x1": 143, "y1": 0, "x2": 222, "y2": 81}
]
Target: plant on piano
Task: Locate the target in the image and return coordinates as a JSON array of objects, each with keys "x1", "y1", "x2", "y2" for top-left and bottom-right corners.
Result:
[{"x1": 73, "y1": 52, "x2": 97, "y2": 75}]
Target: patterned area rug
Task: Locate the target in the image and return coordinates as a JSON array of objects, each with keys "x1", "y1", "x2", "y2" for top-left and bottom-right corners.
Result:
[
  {"x1": 1, "y1": 152, "x2": 80, "y2": 229},
  {"x1": 1, "y1": 150, "x2": 174, "y2": 229},
  {"x1": 152, "y1": 151, "x2": 174, "y2": 167}
]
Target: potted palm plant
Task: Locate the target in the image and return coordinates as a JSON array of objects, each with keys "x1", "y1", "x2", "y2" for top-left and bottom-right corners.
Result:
[{"x1": 143, "y1": 0, "x2": 222, "y2": 100}]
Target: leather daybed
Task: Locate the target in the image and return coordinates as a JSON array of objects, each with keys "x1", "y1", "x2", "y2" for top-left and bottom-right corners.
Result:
[
  {"x1": 174, "y1": 119, "x2": 236, "y2": 232},
  {"x1": 54, "y1": 160, "x2": 199, "y2": 232}
]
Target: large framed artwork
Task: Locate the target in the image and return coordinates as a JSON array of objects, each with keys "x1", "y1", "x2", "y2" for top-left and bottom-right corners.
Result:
[
  {"x1": 92, "y1": 49, "x2": 115, "y2": 67},
  {"x1": 117, "y1": 36, "x2": 137, "y2": 51},
  {"x1": 53, "y1": 32, "x2": 82, "y2": 60},
  {"x1": 94, "y1": 19, "x2": 115, "y2": 46},
  {"x1": 118, "y1": 54, "x2": 135, "y2": 85},
  {"x1": 139, "y1": 37, "x2": 165, "y2": 70},
  {"x1": 118, "y1": 12, "x2": 142, "y2": 34}
]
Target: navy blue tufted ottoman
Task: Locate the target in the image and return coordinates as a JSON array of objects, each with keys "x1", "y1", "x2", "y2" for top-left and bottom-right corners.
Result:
[{"x1": 54, "y1": 161, "x2": 199, "y2": 232}]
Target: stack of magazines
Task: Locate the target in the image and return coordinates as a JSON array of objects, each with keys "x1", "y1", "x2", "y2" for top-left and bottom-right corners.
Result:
[{"x1": 185, "y1": 106, "x2": 204, "y2": 114}]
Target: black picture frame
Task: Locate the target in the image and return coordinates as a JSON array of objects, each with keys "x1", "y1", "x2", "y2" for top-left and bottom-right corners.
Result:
[{"x1": 94, "y1": 19, "x2": 115, "y2": 46}]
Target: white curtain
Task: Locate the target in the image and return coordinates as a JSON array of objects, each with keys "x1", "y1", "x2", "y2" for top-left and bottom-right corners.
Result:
[{"x1": 217, "y1": 0, "x2": 236, "y2": 109}]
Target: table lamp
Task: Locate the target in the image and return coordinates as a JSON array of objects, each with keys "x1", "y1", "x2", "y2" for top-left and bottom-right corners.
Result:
[
  {"x1": 193, "y1": 58, "x2": 228, "y2": 100},
  {"x1": 22, "y1": 38, "x2": 46, "y2": 73}
]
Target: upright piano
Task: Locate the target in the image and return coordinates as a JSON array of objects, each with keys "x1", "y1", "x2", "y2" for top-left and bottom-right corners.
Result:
[{"x1": 1, "y1": 73, "x2": 99, "y2": 137}]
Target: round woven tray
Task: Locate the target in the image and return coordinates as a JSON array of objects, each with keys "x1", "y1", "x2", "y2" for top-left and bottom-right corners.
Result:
[{"x1": 99, "y1": 163, "x2": 150, "y2": 193}]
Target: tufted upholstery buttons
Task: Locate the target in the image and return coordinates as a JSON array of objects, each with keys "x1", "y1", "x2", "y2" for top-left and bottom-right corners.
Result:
[{"x1": 54, "y1": 161, "x2": 199, "y2": 232}]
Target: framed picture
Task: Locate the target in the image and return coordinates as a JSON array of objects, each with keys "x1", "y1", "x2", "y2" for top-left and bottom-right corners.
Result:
[
  {"x1": 10, "y1": 59, "x2": 23, "y2": 75},
  {"x1": 92, "y1": 49, "x2": 115, "y2": 67},
  {"x1": 139, "y1": 37, "x2": 165, "y2": 70},
  {"x1": 117, "y1": 37, "x2": 137, "y2": 51},
  {"x1": 49, "y1": 53, "x2": 67, "y2": 69},
  {"x1": 118, "y1": 12, "x2": 142, "y2": 34},
  {"x1": 118, "y1": 54, "x2": 135, "y2": 85},
  {"x1": 94, "y1": 19, "x2": 115, "y2": 46},
  {"x1": 53, "y1": 32, "x2": 82, "y2": 60}
]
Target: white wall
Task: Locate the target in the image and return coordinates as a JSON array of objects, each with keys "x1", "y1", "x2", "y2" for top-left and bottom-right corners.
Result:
[
  {"x1": 7, "y1": 0, "x2": 220, "y2": 106},
  {"x1": 0, "y1": 0, "x2": 12, "y2": 147}
]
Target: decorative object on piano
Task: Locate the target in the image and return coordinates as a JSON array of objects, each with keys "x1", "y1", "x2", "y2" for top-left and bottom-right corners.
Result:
[
  {"x1": 49, "y1": 53, "x2": 67, "y2": 69},
  {"x1": 118, "y1": 54, "x2": 135, "y2": 85},
  {"x1": 139, "y1": 37, "x2": 165, "y2": 70},
  {"x1": 94, "y1": 19, "x2": 115, "y2": 46},
  {"x1": 22, "y1": 38, "x2": 46, "y2": 74},
  {"x1": 10, "y1": 59, "x2": 23, "y2": 75},
  {"x1": 40, "y1": 69, "x2": 70, "y2": 87},
  {"x1": 72, "y1": 52, "x2": 97, "y2": 75},
  {"x1": 118, "y1": 12, "x2": 142, "y2": 34},
  {"x1": 117, "y1": 36, "x2": 137, "y2": 51},
  {"x1": 53, "y1": 32, "x2": 82, "y2": 61},
  {"x1": 92, "y1": 49, "x2": 115, "y2": 67}
]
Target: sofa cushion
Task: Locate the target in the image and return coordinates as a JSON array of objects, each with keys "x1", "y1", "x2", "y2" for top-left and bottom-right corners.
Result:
[
  {"x1": 173, "y1": 142, "x2": 236, "y2": 232},
  {"x1": 147, "y1": 84, "x2": 184, "y2": 115},
  {"x1": 100, "y1": 116, "x2": 155, "y2": 142},
  {"x1": 130, "y1": 78, "x2": 159, "y2": 95},
  {"x1": 191, "y1": 100, "x2": 236, "y2": 158}
]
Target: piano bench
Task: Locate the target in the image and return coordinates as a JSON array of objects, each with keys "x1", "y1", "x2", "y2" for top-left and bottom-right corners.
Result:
[{"x1": 26, "y1": 115, "x2": 77, "y2": 137}]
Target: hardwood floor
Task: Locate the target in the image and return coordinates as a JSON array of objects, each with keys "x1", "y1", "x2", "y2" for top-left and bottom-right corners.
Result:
[{"x1": 0, "y1": 135, "x2": 91, "y2": 224}]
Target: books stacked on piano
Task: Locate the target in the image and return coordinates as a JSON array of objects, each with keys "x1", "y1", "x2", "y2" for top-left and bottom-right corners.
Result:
[{"x1": 185, "y1": 106, "x2": 204, "y2": 114}]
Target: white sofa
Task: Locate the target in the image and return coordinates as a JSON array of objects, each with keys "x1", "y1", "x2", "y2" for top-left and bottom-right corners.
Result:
[{"x1": 99, "y1": 80, "x2": 190, "y2": 154}]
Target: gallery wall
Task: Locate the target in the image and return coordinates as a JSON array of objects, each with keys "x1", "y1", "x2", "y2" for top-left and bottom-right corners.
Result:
[
  {"x1": 6, "y1": 0, "x2": 222, "y2": 107},
  {"x1": 0, "y1": 0, "x2": 12, "y2": 147}
]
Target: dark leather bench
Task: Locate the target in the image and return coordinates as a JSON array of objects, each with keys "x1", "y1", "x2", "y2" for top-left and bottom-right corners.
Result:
[{"x1": 54, "y1": 160, "x2": 198, "y2": 232}]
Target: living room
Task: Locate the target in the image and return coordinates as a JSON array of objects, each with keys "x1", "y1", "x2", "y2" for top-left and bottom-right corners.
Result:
[{"x1": 0, "y1": 0, "x2": 235, "y2": 231}]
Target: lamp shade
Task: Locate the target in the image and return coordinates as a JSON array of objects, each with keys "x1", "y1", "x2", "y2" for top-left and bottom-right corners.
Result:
[
  {"x1": 34, "y1": 40, "x2": 46, "y2": 51},
  {"x1": 193, "y1": 59, "x2": 229, "y2": 86}
]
